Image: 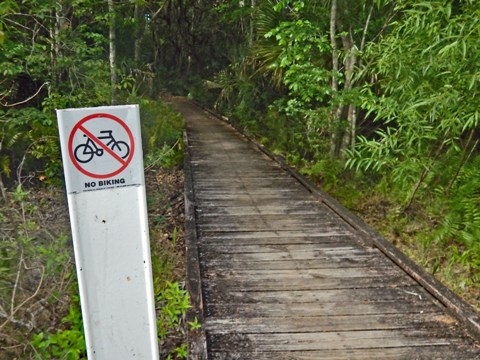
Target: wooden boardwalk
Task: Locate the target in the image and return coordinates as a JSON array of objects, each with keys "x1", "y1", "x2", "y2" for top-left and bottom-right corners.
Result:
[{"x1": 174, "y1": 98, "x2": 480, "y2": 359}]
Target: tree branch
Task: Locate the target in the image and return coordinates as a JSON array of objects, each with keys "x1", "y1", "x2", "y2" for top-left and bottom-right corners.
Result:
[{"x1": 0, "y1": 82, "x2": 50, "y2": 108}]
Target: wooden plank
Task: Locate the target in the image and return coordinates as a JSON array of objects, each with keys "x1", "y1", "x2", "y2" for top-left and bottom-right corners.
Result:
[
  {"x1": 205, "y1": 274, "x2": 416, "y2": 292},
  {"x1": 195, "y1": 184, "x2": 308, "y2": 194},
  {"x1": 194, "y1": 189, "x2": 308, "y2": 196},
  {"x1": 207, "y1": 330, "x2": 466, "y2": 352},
  {"x1": 198, "y1": 230, "x2": 353, "y2": 240},
  {"x1": 197, "y1": 217, "x2": 352, "y2": 232},
  {"x1": 206, "y1": 300, "x2": 441, "y2": 318},
  {"x1": 181, "y1": 129, "x2": 208, "y2": 358},
  {"x1": 194, "y1": 178, "x2": 302, "y2": 186},
  {"x1": 192, "y1": 162, "x2": 281, "y2": 171},
  {"x1": 205, "y1": 313, "x2": 455, "y2": 333},
  {"x1": 193, "y1": 160, "x2": 269, "y2": 166},
  {"x1": 195, "y1": 197, "x2": 323, "y2": 208},
  {"x1": 196, "y1": 205, "x2": 322, "y2": 216},
  {"x1": 200, "y1": 246, "x2": 379, "y2": 262},
  {"x1": 194, "y1": 176, "x2": 295, "y2": 184},
  {"x1": 200, "y1": 233, "x2": 357, "y2": 246},
  {"x1": 193, "y1": 191, "x2": 314, "y2": 201},
  {"x1": 197, "y1": 213, "x2": 340, "y2": 223},
  {"x1": 200, "y1": 242, "x2": 366, "y2": 254},
  {"x1": 209, "y1": 346, "x2": 480, "y2": 360},
  {"x1": 193, "y1": 170, "x2": 281, "y2": 177},
  {"x1": 202, "y1": 256, "x2": 394, "y2": 271},
  {"x1": 204, "y1": 286, "x2": 435, "y2": 304},
  {"x1": 204, "y1": 266, "x2": 405, "y2": 280},
  {"x1": 196, "y1": 212, "x2": 342, "y2": 222},
  {"x1": 192, "y1": 170, "x2": 281, "y2": 177}
]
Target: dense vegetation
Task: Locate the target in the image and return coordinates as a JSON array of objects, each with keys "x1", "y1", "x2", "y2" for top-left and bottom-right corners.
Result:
[{"x1": 0, "y1": 0, "x2": 478, "y2": 358}]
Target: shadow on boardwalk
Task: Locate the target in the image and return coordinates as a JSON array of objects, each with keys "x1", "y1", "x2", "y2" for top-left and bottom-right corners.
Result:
[{"x1": 173, "y1": 97, "x2": 480, "y2": 360}]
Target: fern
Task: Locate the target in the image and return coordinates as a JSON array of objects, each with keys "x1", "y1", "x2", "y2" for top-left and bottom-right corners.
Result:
[{"x1": 431, "y1": 157, "x2": 480, "y2": 278}]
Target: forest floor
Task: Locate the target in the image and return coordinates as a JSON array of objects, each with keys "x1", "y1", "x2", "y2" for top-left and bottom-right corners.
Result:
[{"x1": 348, "y1": 191, "x2": 480, "y2": 311}]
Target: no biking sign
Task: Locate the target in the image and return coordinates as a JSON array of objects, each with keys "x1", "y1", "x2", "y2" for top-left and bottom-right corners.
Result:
[
  {"x1": 57, "y1": 105, "x2": 159, "y2": 360},
  {"x1": 58, "y1": 106, "x2": 142, "y2": 194}
]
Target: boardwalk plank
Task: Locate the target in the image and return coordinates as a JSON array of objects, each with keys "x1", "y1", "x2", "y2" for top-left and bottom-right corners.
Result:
[
  {"x1": 206, "y1": 301, "x2": 441, "y2": 318},
  {"x1": 205, "y1": 274, "x2": 417, "y2": 291},
  {"x1": 204, "y1": 266, "x2": 406, "y2": 279},
  {"x1": 197, "y1": 216, "x2": 352, "y2": 232},
  {"x1": 200, "y1": 242, "x2": 368, "y2": 253},
  {"x1": 207, "y1": 330, "x2": 467, "y2": 352},
  {"x1": 196, "y1": 204, "x2": 323, "y2": 216},
  {"x1": 205, "y1": 313, "x2": 454, "y2": 333},
  {"x1": 198, "y1": 230, "x2": 354, "y2": 240},
  {"x1": 202, "y1": 257, "x2": 394, "y2": 271},
  {"x1": 209, "y1": 347, "x2": 480, "y2": 360},
  {"x1": 200, "y1": 247, "x2": 380, "y2": 262},
  {"x1": 195, "y1": 198, "x2": 324, "y2": 208},
  {"x1": 199, "y1": 234, "x2": 358, "y2": 246},
  {"x1": 204, "y1": 286, "x2": 435, "y2": 304},
  {"x1": 197, "y1": 214, "x2": 343, "y2": 226}
]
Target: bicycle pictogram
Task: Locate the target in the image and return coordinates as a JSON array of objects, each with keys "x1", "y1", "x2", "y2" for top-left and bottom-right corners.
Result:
[
  {"x1": 74, "y1": 130, "x2": 130, "y2": 163},
  {"x1": 67, "y1": 112, "x2": 135, "y2": 180}
]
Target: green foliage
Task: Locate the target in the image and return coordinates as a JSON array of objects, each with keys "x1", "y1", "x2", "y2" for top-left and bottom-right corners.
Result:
[
  {"x1": 265, "y1": 18, "x2": 332, "y2": 116},
  {"x1": 0, "y1": 184, "x2": 75, "y2": 358},
  {"x1": 257, "y1": 3, "x2": 336, "y2": 156},
  {"x1": 0, "y1": 187, "x2": 70, "y2": 310},
  {"x1": 0, "y1": 108, "x2": 61, "y2": 184},
  {"x1": 349, "y1": 0, "x2": 480, "y2": 186},
  {"x1": 140, "y1": 99, "x2": 184, "y2": 150},
  {"x1": 156, "y1": 281, "x2": 192, "y2": 359},
  {"x1": 165, "y1": 343, "x2": 188, "y2": 359},
  {"x1": 0, "y1": 0, "x2": 112, "y2": 185},
  {"x1": 213, "y1": 60, "x2": 272, "y2": 136},
  {"x1": 31, "y1": 294, "x2": 86, "y2": 360},
  {"x1": 343, "y1": 0, "x2": 480, "y2": 298},
  {"x1": 156, "y1": 281, "x2": 191, "y2": 341},
  {"x1": 188, "y1": 316, "x2": 202, "y2": 331},
  {"x1": 300, "y1": 158, "x2": 344, "y2": 189},
  {"x1": 139, "y1": 98, "x2": 185, "y2": 169},
  {"x1": 428, "y1": 157, "x2": 480, "y2": 283}
]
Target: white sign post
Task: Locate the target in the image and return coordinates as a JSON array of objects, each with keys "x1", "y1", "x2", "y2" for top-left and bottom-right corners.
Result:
[{"x1": 57, "y1": 105, "x2": 159, "y2": 359}]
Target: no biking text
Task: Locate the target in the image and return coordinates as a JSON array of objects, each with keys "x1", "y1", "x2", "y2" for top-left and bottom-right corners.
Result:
[{"x1": 84, "y1": 177, "x2": 126, "y2": 189}]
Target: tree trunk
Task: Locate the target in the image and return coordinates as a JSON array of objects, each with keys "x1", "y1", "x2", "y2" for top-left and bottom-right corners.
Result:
[
  {"x1": 329, "y1": 0, "x2": 340, "y2": 157},
  {"x1": 445, "y1": 129, "x2": 478, "y2": 194},
  {"x1": 339, "y1": 30, "x2": 357, "y2": 155},
  {"x1": 108, "y1": 0, "x2": 117, "y2": 105},
  {"x1": 134, "y1": 3, "x2": 144, "y2": 65},
  {"x1": 249, "y1": 0, "x2": 256, "y2": 46},
  {"x1": 403, "y1": 140, "x2": 445, "y2": 212},
  {"x1": 52, "y1": 1, "x2": 66, "y2": 86}
]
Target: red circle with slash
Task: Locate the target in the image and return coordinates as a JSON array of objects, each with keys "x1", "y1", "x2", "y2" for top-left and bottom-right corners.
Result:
[{"x1": 68, "y1": 113, "x2": 135, "y2": 179}]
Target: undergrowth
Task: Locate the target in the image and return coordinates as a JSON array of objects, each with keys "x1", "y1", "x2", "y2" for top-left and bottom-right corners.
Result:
[{"x1": 326, "y1": 161, "x2": 480, "y2": 309}]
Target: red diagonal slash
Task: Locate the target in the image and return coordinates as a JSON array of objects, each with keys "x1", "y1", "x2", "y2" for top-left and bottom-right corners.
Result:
[{"x1": 78, "y1": 125, "x2": 127, "y2": 166}]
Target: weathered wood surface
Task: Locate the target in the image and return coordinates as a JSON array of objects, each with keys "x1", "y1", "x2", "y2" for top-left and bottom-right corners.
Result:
[{"x1": 175, "y1": 98, "x2": 480, "y2": 359}]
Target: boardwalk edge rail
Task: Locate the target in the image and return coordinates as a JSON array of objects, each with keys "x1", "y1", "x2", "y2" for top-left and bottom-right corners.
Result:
[
  {"x1": 183, "y1": 129, "x2": 208, "y2": 359},
  {"x1": 192, "y1": 101, "x2": 480, "y2": 342}
]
